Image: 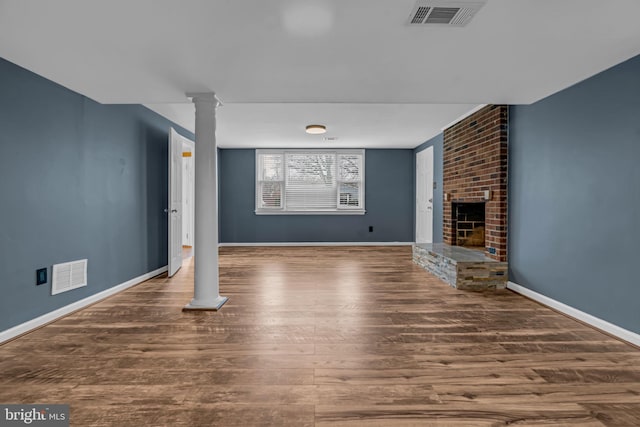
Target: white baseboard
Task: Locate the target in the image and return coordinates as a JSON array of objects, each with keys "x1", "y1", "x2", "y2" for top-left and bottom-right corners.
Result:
[
  {"x1": 507, "y1": 281, "x2": 640, "y2": 347},
  {"x1": 0, "y1": 266, "x2": 168, "y2": 344},
  {"x1": 219, "y1": 242, "x2": 413, "y2": 247}
]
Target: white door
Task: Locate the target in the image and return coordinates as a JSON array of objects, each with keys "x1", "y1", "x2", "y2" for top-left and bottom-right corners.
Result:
[
  {"x1": 168, "y1": 128, "x2": 183, "y2": 277},
  {"x1": 416, "y1": 146, "x2": 434, "y2": 244}
]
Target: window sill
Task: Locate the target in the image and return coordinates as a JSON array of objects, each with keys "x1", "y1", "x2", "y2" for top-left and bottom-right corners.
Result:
[{"x1": 255, "y1": 210, "x2": 366, "y2": 216}]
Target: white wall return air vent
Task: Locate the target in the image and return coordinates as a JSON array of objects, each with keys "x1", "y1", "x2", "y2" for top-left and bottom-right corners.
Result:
[
  {"x1": 407, "y1": 0, "x2": 487, "y2": 27},
  {"x1": 52, "y1": 259, "x2": 88, "y2": 295}
]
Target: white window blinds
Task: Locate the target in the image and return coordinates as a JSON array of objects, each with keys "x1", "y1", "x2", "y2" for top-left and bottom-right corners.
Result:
[
  {"x1": 257, "y1": 153, "x2": 284, "y2": 209},
  {"x1": 338, "y1": 153, "x2": 363, "y2": 210},
  {"x1": 256, "y1": 149, "x2": 365, "y2": 214}
]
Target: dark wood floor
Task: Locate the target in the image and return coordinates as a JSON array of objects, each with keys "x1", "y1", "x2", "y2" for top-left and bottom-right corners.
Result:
[{"x1": 1, "y1": 246, "x2": 640, "y2": 426}]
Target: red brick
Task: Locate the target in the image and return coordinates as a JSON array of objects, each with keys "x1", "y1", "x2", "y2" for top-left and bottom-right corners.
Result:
[{"x1": 442, "y1": 105, "x2": 508, "y2": 261}]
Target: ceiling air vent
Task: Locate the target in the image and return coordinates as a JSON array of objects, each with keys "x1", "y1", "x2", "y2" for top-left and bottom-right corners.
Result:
[{"x1": 407, "y1": 0, "x2": 486, "y2": 27}]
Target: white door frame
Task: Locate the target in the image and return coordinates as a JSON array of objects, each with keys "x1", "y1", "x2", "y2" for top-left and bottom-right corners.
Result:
[{"x1": 416, "y1": 146, "x2": 434, "y2": 244}]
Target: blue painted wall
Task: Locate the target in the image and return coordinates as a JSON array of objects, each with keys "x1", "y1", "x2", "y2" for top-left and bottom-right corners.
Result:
[
  {"x1": 0, "y1": 58, "x2": 193, "y2": 331},
  {"x1": 509, "y1": 54, "x2": 640, "y2": 334},
  {"x1": 413, "y1": 133, "x2": 444, "y2": 243},
  {"x1": 219, "y1": 149, "x2": 414, "y2": 243}
]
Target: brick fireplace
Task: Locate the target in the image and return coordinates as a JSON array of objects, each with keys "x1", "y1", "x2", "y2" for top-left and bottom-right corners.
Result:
[
  {"x1": 443, "y1": 105, "x2": 508, "y2": 261},
  {"x1": 413, "y1": 105, "x2": 508, "y2": 290}
]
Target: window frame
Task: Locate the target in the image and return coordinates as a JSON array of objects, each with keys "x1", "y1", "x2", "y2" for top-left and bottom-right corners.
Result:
[{"x1": 255, "y1": 149, "x2": 366, "y2": 215}]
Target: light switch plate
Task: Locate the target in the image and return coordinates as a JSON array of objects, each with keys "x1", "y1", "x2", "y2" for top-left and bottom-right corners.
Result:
[{"x1": 36, "y1": 268, "x2": 47, "y2": 286}]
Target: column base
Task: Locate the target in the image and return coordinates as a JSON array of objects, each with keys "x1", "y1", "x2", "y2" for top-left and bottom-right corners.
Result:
[{"x1": 183, "y1": 296, "x2": 228, "y2": 311}]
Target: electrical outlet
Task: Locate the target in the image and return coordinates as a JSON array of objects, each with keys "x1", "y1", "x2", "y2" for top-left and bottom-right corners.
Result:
[
  {"x1": 368, "y1": 226, "x2": 373, "y2": 232},
  {"x1": 36, "y1": 268, "x2": 47, "y2": 286}
]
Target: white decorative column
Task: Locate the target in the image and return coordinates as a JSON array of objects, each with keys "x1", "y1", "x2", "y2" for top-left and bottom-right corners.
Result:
[{"x1": 183, "y1": 92, "x2": 228, "y2": 311}]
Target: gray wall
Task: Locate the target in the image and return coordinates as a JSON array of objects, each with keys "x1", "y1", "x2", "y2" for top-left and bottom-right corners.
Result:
[
  {"x1": 0, "y1": 58, "x2": 193, "y2": 331},
  {"x1": 509, "y1": 54, "x2": 640, "y2": 334},
  {"x1": 413, "y1": 133, "x2": 444, "y2": 243},
  {"x1": 219, "y1": 149, "x2": 414, "y2": 243}
]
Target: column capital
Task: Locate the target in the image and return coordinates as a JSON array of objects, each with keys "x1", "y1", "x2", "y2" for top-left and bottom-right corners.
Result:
[{"x1": 186, "y1": 92, "x2": 223, "y2": 107}]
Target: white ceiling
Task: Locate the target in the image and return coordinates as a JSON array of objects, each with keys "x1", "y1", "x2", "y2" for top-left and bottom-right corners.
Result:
[
  {"x1": 2, "y1": 0, "x2": 640, "y2": 147},
  {"x1": 149, "y1": 102, "x2": 478, "y2": 148}
]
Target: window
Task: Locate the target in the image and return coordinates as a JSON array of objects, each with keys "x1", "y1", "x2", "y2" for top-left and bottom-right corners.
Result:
[{"x1": 256, "y1": 149, "x2": 365, "y2": 214}]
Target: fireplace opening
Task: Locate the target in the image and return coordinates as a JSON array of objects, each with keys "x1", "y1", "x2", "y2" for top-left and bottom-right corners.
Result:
[{"x1": 452, "y1": 202, "x2": 485, "y2": 249}]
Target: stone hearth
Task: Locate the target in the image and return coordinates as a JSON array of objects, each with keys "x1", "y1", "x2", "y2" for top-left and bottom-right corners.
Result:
[{"x1": 413, "y1": 243, "x2": 507, "y2": 291}]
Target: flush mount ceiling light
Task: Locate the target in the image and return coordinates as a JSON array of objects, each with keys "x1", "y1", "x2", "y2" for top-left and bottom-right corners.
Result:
[{"x1": 305, "y1": 124, "x2": 326, "y2": 134}]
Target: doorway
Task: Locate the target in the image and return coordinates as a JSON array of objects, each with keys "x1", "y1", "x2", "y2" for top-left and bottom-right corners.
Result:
[
  {"x1": 168, "y1": 128, "x2": 195, "y2": 278},
  {"x1": 182, "y1": 138, "x2": 195, "y2": 259}
]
